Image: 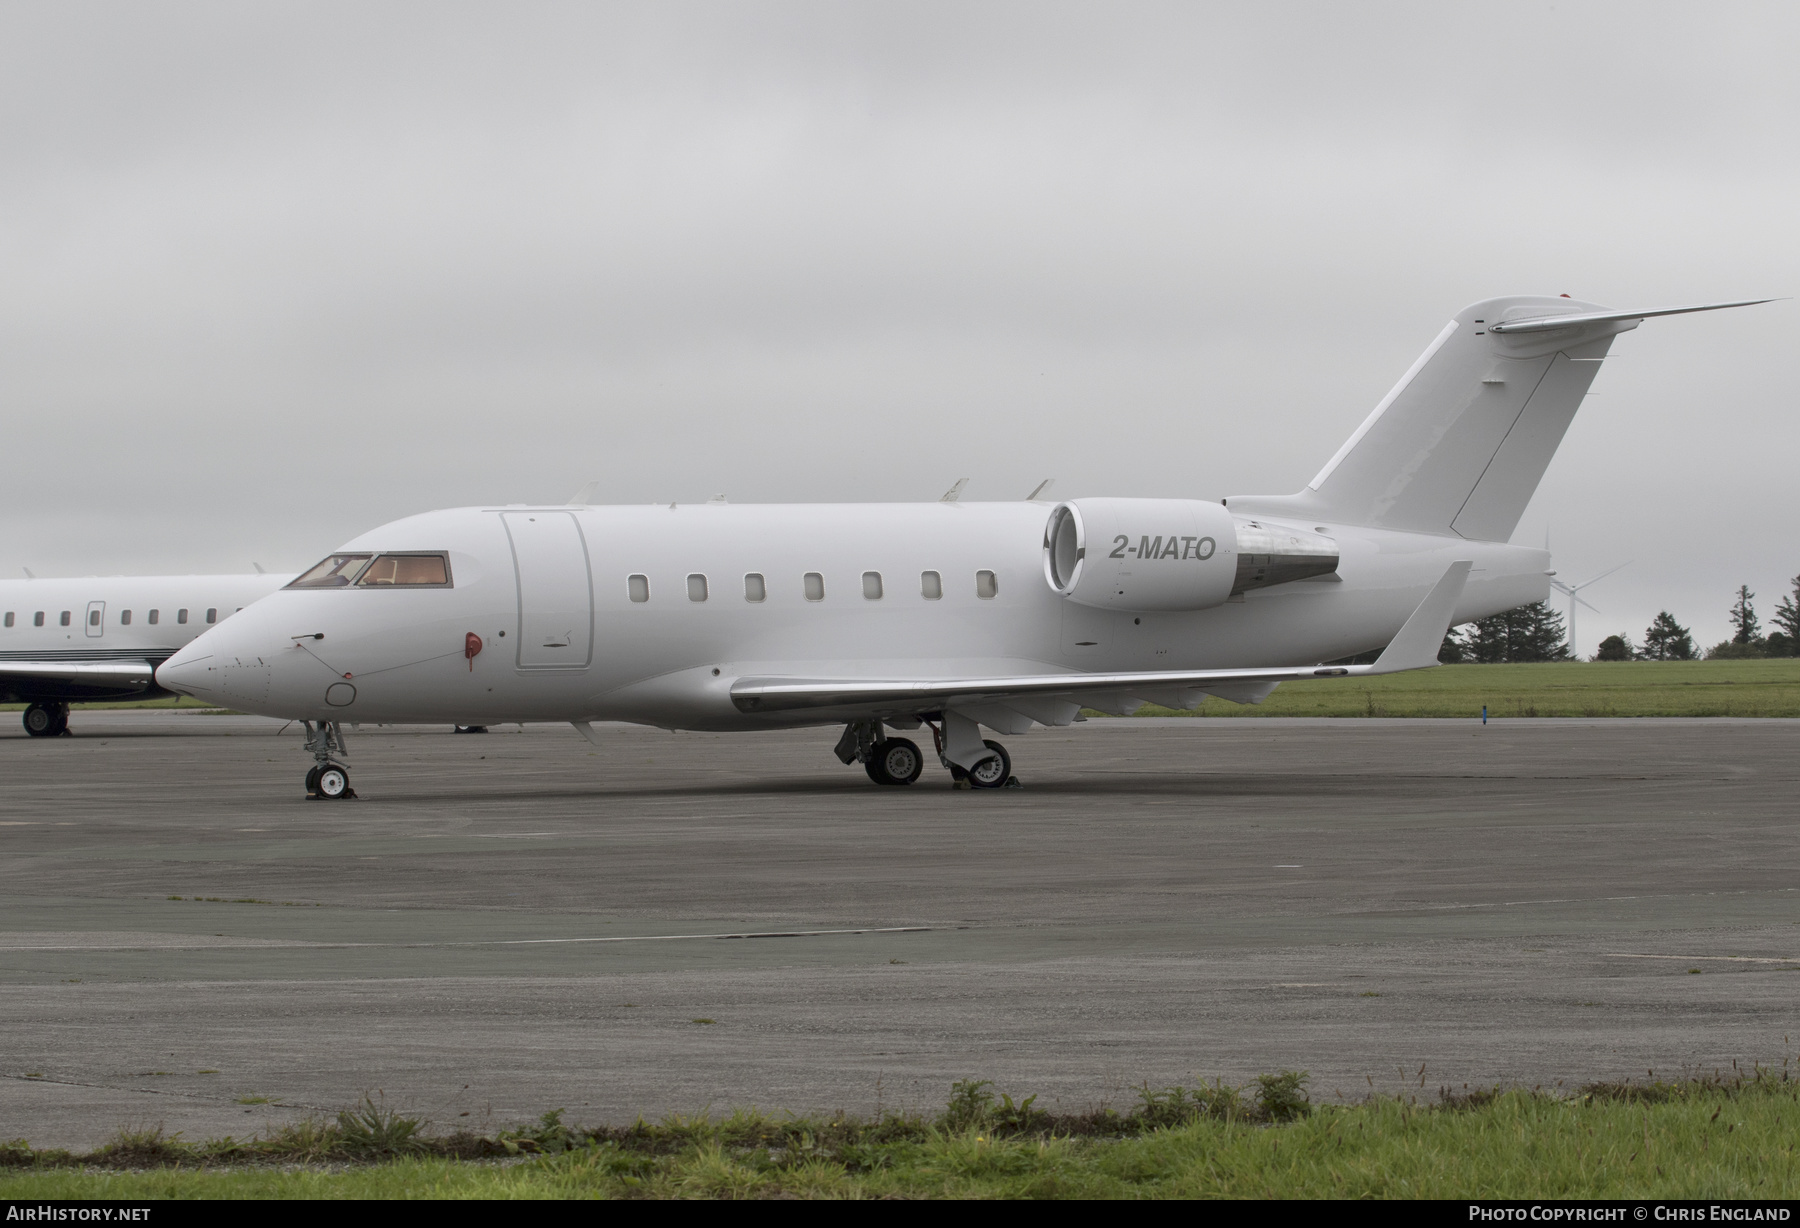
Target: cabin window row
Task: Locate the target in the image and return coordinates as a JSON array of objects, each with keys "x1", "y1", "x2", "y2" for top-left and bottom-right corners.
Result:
[
  {"x1": 625, "y1": 570, "x2": 999, "y2": 604},
  {"x1": 2, "y1": 608, "x2": 218, "y2": 628}
]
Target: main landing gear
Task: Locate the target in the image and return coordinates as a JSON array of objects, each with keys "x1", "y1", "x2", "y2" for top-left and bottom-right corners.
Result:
[
  {"x1": 301, "y1": 720, "x2": 356, "y2": 800},
  {"x1": 22, "y1": 703, "x2": 69, "y2": 738},
  {"x1": 834, "y1": 717, "x2": 1017, "y2": 789}
]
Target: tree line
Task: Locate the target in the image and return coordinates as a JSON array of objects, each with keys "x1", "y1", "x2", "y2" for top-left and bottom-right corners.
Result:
[{"x1": 1427, "y1": 574, "x2": 1800, "y2": 664}]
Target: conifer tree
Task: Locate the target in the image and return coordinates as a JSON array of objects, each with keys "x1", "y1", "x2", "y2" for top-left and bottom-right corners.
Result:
[
  {"x1": 1729, "y1": 585, "x2": 1760, "y2": 644},
  {"x1": 1463, "y1": 601, "x2": 1572, "y2": 663},
  {"x1": 1640, "y1": 611, "x2": 1696, "y2": 661},
  {"x1": 1772, "y1": 575, "x2": 1800, "y2": 657}
]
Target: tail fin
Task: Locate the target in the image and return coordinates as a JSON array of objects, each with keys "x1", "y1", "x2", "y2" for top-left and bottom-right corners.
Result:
[{"x1": 1228, "y1": 295, "x2": 1771, "y2": 540}]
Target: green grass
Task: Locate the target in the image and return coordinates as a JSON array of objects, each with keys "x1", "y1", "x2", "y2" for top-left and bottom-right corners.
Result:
[
  {"x1": 1116, "y1": 659, "x2": 1800, "y2": 719},
  {"x1": 3, "y1": 1074, "x2": 1798, "y2": 1199}
]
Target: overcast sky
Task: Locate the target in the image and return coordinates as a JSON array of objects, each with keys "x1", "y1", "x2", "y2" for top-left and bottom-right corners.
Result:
[{"x1": 2, "y1": 2, "x2": 1795, "y2": 654}]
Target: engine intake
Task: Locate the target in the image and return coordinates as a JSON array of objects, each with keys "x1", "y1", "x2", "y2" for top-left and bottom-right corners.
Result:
[{"x1": 1044, "y1": 499, "x2": 1338, "y2": 612}]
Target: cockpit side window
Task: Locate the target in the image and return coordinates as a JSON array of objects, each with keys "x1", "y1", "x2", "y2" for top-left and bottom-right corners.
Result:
[
  {"x1": 288, "y1": 554, "x2": 373, "y2": 588},
  {"x1": 355, "y1": 553, "x2": 452, "y2": 587}
]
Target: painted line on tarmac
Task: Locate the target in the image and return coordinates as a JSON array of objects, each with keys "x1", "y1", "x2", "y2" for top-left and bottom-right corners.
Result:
[
  {"x1": 0, "y1": 925, "x2": 947, "y2": 951},
  {"x1": 1606, "y1": 953, "x2": 1800, "y2": 965}
]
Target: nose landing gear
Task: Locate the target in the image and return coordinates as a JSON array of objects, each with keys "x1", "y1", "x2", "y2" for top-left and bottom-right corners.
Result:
[
  {"x1": 301, "y1": 720, "x2": 356, "y2": 799},
  {"x1": 22, "y1": 703, "x2": 69, "y2": 738}
]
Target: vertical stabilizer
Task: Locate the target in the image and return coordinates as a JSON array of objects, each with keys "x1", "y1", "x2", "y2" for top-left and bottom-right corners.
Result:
[{"x1": 1227, "y1": 295, "x2": 1767, "y2": 541}]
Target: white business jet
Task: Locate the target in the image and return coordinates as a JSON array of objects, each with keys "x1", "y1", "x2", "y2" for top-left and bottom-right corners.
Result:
[
  {"x1": 156, "y1": 295, "x2": 1770, "y2": 799},
  {"x1": 0, "y1": 572, "x2": 292, "y2": 735}
]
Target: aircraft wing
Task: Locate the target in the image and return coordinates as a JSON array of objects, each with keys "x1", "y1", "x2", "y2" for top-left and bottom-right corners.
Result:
[
  {"x1": 732, "y1": 562, "x2": 1471, "y2": 716},
  {"x1": 0, "y1": 660, "x2": 157, "y2": 688}
]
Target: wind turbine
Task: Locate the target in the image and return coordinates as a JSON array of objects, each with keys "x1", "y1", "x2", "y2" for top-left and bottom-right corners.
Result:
[{"x1": 1550, "y1": 562, "x2": 1629, "y2": 658}]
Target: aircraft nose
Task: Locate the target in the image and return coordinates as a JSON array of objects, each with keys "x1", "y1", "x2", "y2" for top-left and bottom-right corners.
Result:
[{"x1": 156, "y1": 642, "x2": 222, "y2": 703}]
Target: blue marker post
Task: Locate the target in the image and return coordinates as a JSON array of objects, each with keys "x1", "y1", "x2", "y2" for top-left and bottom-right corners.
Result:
[{"x1": 1482, "y1": 705, "x2": 1487, "y2": 725}]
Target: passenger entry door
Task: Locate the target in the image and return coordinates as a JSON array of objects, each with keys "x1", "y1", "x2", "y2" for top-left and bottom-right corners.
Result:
[{"x1": 501, "y1": 511, "x2": 593, "y2": 669}]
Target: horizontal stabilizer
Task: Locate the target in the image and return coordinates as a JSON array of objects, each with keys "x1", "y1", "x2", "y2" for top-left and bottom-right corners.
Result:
[{"x1": 1488, "y1": 298, "x2": 1777, "y2": 334}]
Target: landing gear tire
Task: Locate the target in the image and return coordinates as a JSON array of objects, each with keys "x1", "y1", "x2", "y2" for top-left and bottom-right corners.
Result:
[
  {"x1": 23, "y1": 703, "x2": 67, "y2": 737},
  {"x1": 864, "y1": 738, "x2": 923, "y2": 786},
  {"x1": 313, "y1": 763, "x2": 353, "y2": 800},
  {"x1": 304, "y1": 765, "x2": 323, "y2": 794},
  {"x1": 966, "y1": 740, "x2": 1011, "y2": 790}
]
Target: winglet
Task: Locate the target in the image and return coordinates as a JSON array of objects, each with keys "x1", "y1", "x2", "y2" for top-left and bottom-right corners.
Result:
[
  {"x1": 1366, "y1": 561, "x2": 1473, "y2": 674},
  {"x1": 567, "y1": 480, "x2": 600, "y2": 506},
  {"x1": 940, "y1": 478, "x2": 969, "y2": 503}
]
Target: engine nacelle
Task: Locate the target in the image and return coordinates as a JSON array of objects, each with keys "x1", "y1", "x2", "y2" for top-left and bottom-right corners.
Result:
[
  {"x1": 1043, "y1": 498, "x2": 1240, "y2": 611},
  {"x1": 1043, "y1": 499, "x2": 1339, "y2": 612}
]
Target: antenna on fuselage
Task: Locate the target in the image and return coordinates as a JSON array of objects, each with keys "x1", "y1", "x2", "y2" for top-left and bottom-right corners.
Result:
[{"x1": 940, "y1": 478, "x2": 969, "y2": 503}]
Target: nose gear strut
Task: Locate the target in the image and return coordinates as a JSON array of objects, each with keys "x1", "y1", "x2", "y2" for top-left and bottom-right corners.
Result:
[{"x1": 301, "y1": 720, "x2": 356, "y2": 799}]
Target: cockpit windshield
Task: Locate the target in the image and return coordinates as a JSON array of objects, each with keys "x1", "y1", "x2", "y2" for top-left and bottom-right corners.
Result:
[
  {"x1": 287, "y1": 554, "x2": 373, "y2": 588},
  {"x1": 357, "y1": 554, "x2": 451, "y2": 587},
  {"x1": 287, "y1": 552, "x2": 453, "y2": 589}
]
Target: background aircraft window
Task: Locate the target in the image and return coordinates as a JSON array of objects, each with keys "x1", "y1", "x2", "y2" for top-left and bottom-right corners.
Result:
[
  {"x1": 862, "y1": 571, "x2": 883, "y2": 599},
  {"x1": 628, "y1": 574, "x2": 649, "y2": 603},
  {"x1": 205, "y1": 608, "x2": 217, "y2": 624},
  {"x1": 687, "y1": 573, "x2": 708, "y2": 602},
  {"x1": 177, "y1": 609, "x2": 188, "y2": 624},
  {"x1": 34, "y1": 612, "x2": 44, "y2": 627},
  {"x1": 288, "y1": 554, "x2": 373, "y2": 588},
  {"x1": 148, "y1": 609, "x2": 159, "y2": 625},
  {"x1": 920, "y1": 571, "x2": 942, "y2": 600},
  {"x1": 3, "y1": 612, "x2": 11, "y2": 628},
  {"x1": 804, "y1": 572, "x2": 825, "y2": 601},
  {"x1": 120, "y1": 610, "x2": 132, "y2": 626},
  {"x1": 743, "y1": 573, "x2": 766, "y2": 602},
  {"x1": 356, "y1": 554, "x2": 451, "y2": 587},
  {"x1": 62, "y1": 611, "x2": 72, "y2": 626},
  {"x1": 976, "y1": 570, "x2": 998, "y2": 599}
]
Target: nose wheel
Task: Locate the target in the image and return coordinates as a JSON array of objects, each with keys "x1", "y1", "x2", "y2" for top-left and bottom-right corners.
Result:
[
  {"x1": 22, "y1": 703, "x2": 69, "y2": 738},
  {"x1": 301, "y1": 720, "x2": 357, "y2": 799}
]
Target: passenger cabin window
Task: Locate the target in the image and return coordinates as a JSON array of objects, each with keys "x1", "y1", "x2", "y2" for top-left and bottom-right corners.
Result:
[
  {"x1": 205, "y1": 608, "x2": 217, "y2": 624},
  {"x1": 627, "y1": 574, "x2": 650, "y2": 603},
  {"x1": 862, "y1": 571, "x2": 883, "y2": 599},
  {"x1": 148, "y1": 609, "x2": 159, "y2": 625},
  {"x1": 976, "y1": 570, "x2": 998, "y2": 599},
  {"x1": 86, "y1": 610, "x2": 98, "y2": 627},
  {"x1": 288, "y1": 554, "x2": 373, "y2": 588},
  {"x1": 61, "y1": 611, "x2": 71, "y2": 627},
  {"x1": 744, "y1": 573, "x2": 766, "y2": 602},
  {"x1": 803, "y1": 572, "x2": 825, "y2": 601},
  {"x1": 356, "y1": 554, "x2": 451, "y2": 587},
  {"x1": 120, "y1": 610, "x2": 132, "y2": 626},
  {"x1": 687, "y1": 573, "x2": 708, "y2": 602},
  {"x1": 920, "y1": 571, "x2": 942, "y2": 600},
  {"x1": 177, "y1": 609, "x2": 188, "y2": 625},
  {"x1": 34, "y1": 612, "x2": 44, "y2": 627},
  {"x1": 3, "y1": 613, "x2": 11, "y2": 628}
]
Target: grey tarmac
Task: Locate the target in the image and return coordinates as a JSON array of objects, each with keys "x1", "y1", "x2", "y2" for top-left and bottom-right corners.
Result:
[{"x1": 1, "y1": 712, "x2": 1796, "y2": 1149}]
